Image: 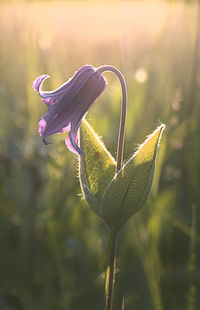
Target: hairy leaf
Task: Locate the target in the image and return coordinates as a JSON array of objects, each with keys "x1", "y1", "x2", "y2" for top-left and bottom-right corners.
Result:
[
  {"x1": 79, "y1": 119, "x2": 116, "y2": 219},
  {"x1": 101, "y1": 124, "x2": 165, "y2": 231}
]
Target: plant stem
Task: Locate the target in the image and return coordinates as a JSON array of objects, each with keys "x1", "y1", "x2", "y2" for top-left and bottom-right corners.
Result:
[
  {"x1": 105, "y1": 230, "x2": 119, "y2": 310},
  {"x1": 96, "y1": 65, "x2": 127, "y2": 173},
  {"x1": 96, "y1": 65, "x2": 126, "y2": 309}
]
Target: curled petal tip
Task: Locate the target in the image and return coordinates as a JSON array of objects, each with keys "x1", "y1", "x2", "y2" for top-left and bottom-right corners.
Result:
[
  {"x1": 42, "y1": 138, "x2": 52, "y2": 146},
  {"x1": 33, "y1": 74, "x2": 49, "y2": 92},
  {"x1": 65, "y1": 133, "x2": 83, "y2": 155}
]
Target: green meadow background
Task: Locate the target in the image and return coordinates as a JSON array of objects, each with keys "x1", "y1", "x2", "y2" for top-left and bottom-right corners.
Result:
[{"x1": 0, "y1": 1, "x2": 200, "y2": 309}]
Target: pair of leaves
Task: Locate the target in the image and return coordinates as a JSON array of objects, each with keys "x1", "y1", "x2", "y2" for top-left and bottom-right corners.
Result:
[{"x1": 79, "y1": 119, "x2": 165, "y2": 232}]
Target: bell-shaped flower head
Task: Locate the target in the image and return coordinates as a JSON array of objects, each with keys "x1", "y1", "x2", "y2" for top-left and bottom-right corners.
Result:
[{"x1": 33, "y1": 65, "x2": 106, "y2": 154}]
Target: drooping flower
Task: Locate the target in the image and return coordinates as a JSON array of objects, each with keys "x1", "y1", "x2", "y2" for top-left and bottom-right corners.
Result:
[{"x1": 33, "y1": 65, "x2": 106, "y2": 154}]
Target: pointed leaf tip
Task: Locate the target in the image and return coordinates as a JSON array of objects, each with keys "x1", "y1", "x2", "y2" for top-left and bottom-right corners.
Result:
[
  {"x1": 79, "y1": 119, "x2": 116, "y2": 219},
  {"x1": 101, "y1": 124, "x2": 165, "y2": 231}
]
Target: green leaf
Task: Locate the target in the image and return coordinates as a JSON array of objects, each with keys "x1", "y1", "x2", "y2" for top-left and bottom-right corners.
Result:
[
  {"x1": 79, "y1": 119, "x2": 116, "y2": 219},
  {"x1": 101, "y1": 124, "x2": 165, "y2": 231}
]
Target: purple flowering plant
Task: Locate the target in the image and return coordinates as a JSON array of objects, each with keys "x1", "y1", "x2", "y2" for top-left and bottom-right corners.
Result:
[{"x1": 33, "y1": 65, "x2": 165, "y2": 310}]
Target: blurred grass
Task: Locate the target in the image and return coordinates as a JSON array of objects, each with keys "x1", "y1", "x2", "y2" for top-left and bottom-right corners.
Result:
[{"x1": 0, "y1": 1, "x2": 200, "y2": 309}]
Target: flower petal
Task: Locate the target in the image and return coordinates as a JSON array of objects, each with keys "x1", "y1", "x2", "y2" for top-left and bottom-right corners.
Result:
[
  {"x1": 65, "y1": 131, "x2": 82, "y2": 155},
  {"x1": 33, "y1": 74, "x2": 49, "y2": 92},
  {"x1": 33, "y1": 75, "x2": 56, "y2": 107},
  {"x1": 42, "y1": 98, "x2": 56, "y2": 106},
  {"x1": 61, "y1": 123, "x2": 71, "y2": 133},
  {"x1": 40, "y1": 102, "x2": 72, "y2": 142},
  {"x1": 38, "y1": 117, "x2": 51, "y2": 145},
  {"x1": 34, "y1": 66, "x2": 95, "y2": 105},
  {"x1": 38, "y1": 116, "x2": 47, "y2": 137}
]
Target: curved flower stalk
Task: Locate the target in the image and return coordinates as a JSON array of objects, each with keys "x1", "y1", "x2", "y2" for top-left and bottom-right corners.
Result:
[{"x1": 33, "y1": 65, "x2": 106, "y2": 154}]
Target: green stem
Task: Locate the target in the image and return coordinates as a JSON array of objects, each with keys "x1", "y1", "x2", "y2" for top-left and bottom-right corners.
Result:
[
  {"x1": 96, "y1": 65, "x2": 127, "y2": 173},
  {"x1": 105, "y1": 230, "x2": 119, "y2": 310},
  {"x1": 96, "y1": 66, "x2": 126, "y2": 308}
]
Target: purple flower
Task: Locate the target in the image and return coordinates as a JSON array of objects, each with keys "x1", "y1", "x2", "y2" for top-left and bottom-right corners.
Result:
[{"x1": 33, "y1": 65, "x2": 106, "y2": 154}]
